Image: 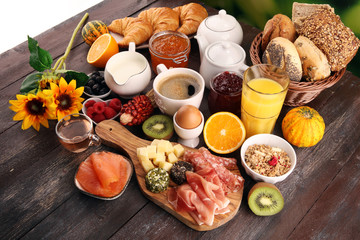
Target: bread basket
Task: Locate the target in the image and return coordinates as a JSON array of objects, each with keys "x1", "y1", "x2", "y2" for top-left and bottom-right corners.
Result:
[{"x1": 250, "y1": 32, "x2": 346, "y2": 106}]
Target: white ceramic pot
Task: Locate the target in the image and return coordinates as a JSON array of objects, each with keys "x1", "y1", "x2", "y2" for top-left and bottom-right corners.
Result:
[
  {"x1": 104, "y1": 42, "x2": 151, "y2": 98},
  {"x1": 199, "y1": 40, "x2": 249, "y2": 88}
]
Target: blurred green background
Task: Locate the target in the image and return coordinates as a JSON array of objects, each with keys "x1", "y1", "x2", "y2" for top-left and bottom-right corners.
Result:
[{"x1": 203, "y1": 0, "x2": 360, "y2": 77}]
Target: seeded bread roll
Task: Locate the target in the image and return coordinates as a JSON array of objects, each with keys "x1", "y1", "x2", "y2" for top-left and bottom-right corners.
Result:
[
  {"x1": 296, "y1": 8, "x2": 360, "y2": 71},
  {"x1": 292, "y1": 2, "x2": 334, "y2": 31},
  {"x1": 261, "y1": 14, "x2": 297, "y2": 52},
  {"x1": 294, "y1": 36, "x2": 331, "y2": 81},
  {"x1": 262, "y1": 37, "x2": 302, "y2": 82}
]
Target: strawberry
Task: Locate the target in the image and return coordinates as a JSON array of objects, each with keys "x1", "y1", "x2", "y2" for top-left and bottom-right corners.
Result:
[
  {"x1": 92, "y1": 113, "x2": 106, "y2": 123},
  {"x1": 104, "y1": 107, "x2": 117, "y2": 119},
  {"x1": 93, "y1": 102, "x2": 105, "y2": 114},
  {"x1": 108, "y1": 98, "x2": 122, "y2": 112},
  {"x1": 84, "y1": 100, "x2": 96, "y2": 108},
  {"x1": 86, "y1": 106, "x2": 95, "y2": 118}
]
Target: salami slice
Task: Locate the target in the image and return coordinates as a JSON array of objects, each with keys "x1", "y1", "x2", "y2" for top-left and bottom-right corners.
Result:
[{"x1": 199, "y1": 148, "x2": 244, "y2": 193}]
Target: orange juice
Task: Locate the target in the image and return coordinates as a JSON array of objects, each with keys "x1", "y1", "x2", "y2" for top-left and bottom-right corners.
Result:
[{"x1": 241, "y1": 77, "x2": 287, "y2": 138}]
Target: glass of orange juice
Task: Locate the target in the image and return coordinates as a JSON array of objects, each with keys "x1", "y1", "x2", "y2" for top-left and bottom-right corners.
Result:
[{"x1": 241, "y1": 64, "x2": 289, "y2": 138}]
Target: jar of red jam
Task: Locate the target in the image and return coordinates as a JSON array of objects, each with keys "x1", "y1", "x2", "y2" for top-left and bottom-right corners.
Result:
[
  {"x1": 149, "y1": 31, "x2": 191, "y2": 74},
  {"x1": 208, "y1": 71, "x2": 242, "y2": 115}
]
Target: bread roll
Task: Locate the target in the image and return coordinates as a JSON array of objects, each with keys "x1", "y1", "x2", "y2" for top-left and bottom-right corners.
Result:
[
  {"x1": 292, "y1": 2, "x2": 334, "y2": 31},
  {"x1": 262, "y1": 37, "x2": 302, "y2": 82},
  {"x1": 294, "y1": 36, "x2": 331, "y2": 81},
  {"x1": 262, "y1": 14, "x2": 296, "y2": 52},
  {"x1": 297, "y1": 8, "x2": 360, "y2": 71}
]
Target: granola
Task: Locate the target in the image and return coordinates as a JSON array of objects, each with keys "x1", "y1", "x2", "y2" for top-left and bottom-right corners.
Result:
[{"x1": 244, "y1": 144, "x2": 291, "y2": 177}]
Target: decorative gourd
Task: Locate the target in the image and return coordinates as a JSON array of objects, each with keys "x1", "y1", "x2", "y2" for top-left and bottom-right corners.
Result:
[
  {"x1": 282, "y1": 106, "x2": 325, "y2": 147},
  {"x1": 82, "y1": 20, "x2": 109, "y2": 45}
]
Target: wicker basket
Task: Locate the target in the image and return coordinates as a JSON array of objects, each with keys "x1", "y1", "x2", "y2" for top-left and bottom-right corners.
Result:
[{"x1": 250, "y1": 32, "x2": 346, "y2": 106}]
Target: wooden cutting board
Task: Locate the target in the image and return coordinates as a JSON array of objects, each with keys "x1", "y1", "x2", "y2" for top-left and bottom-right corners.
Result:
[{"x1": 95, "y1": 120, "x2": 243, "y2": 231}]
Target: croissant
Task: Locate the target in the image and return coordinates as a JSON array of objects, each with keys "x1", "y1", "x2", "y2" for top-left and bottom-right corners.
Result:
[
  {"x1": 173, "y1": 3, "x2": 208, "y2": 35},
  {"x1": 108, "y1": 17, "x2": 153, "y2": 48},
  {"x1": 138, "y1": 7, "x2": 180, "y2": 33}
]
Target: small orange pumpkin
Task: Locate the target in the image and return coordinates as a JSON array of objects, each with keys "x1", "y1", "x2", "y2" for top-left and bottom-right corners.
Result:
[{"x1": 282, "y1": 106, "x2": 325, "y2": 147}]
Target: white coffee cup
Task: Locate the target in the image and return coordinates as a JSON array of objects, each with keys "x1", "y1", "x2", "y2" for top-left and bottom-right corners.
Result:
[{"x1": 153, "y1": 64, "x2": 205, "y2": 116}]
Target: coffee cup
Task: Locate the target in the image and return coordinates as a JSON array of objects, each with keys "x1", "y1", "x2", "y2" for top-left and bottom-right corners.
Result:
[
  {"x1": 55, "y1": 113, "x2": 100, "y2": 153},
  {"x1": 153, "y1": 64, "x2": 205, "y2": 116}
]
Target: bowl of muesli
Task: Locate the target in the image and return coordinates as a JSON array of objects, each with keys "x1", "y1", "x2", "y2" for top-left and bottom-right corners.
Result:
[{"x1": 240, "y1": 134, "x2": 296, "y2": 184}]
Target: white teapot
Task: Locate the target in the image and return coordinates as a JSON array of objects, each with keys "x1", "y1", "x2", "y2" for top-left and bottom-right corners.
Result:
[
  {"x1": 198, "y1": 40, "x2": 249, "y2": 88},
  {"x1": 195, "y1": 9, "x2": 243, "y2": 60},
  {"x1": 104, "y1": 42, "x2": 151, "y2": 98}
]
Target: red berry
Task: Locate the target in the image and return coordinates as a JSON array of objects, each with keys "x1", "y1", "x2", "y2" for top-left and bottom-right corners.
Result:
[
  {"x1": 84, "y1": 100, "x2": 96, "y2": 108},
  {"x1": 104, "y1": 107, "x2": 117, "y2": 119},
  {"x1": 268, "y1": 156, "x2": 278, "y2": 166},
  {"x1": 86, "y1": 106, "x2": 95, "y2": 118},
  {"x1": 93, "y1": 102, "x2": 105, "y2": 114},
  {"x1": 108, "y1": 98, "x2": 122, "y2": 112},
  {"x1": 92, "y1": 113, "x2": 106, "y2": 123}
]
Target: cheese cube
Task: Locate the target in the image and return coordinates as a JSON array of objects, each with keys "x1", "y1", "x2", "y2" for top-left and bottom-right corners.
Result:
[
  {"x1": 167, "y1": 152, "x2": 178, "y2": 163},
  {"x1": 165, "y1": 141, "x2": 174, "y2": 155},
  {"x1": 137, "y1": 147, "x2": 148, "y2": 159},
  {"x1": 159, "y1": 161, "x2": 173, "y2": 172},
  {"x1": 157, "y1": 140, "x2": 168, "y2": 153},
  {"x1": 153, "y1": 152, "x2": 166, "y2": 166},
  {"x1": 140, "y1": 158, "x2": 155, "y2": 173},
  {"x1": 173, "y1": 144, "x2": 185, "y2": 158},
  {"x1": 146, "y1": 145, "x2": 157, "y2": 159},
  {"x1": 151, "y1": 139, "x2": 161, "y2": 146}
]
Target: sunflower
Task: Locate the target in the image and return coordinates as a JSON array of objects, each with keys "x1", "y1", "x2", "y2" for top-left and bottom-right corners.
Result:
[
  {"x1": 44, "y1": 77, "x2": 84, "y2": 120},
  {"x1": 9, "y1": 91, "x2": 57, "y2": 131}
]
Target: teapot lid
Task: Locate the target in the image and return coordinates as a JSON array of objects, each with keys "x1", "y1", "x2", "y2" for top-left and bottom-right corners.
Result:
[
  {"x1": 205, "y1": 9, "x2": 236, "y2": 32},
  {"x1": 207, "y1": 41, "x2": 244, "y2": 65}
]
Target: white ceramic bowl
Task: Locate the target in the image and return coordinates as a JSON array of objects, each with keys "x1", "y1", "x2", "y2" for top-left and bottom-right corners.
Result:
[
  {"x1": 84, "y1": 71, "x2": 111, "y2": 99},
  {"x1": 240, "y1": 134, "x2": 297, "y2": 184},
  {"x1": 82, "y1": 97, "x2": 121, "y2": 125}
]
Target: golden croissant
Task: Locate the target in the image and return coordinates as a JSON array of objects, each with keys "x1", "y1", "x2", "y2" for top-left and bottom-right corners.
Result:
[
  {"x1": 108, "y1": 17, "x2": 153, "y2": 48},
  {"x1": 138, "y1": 7, "x2": 180, "y2": 33},
  {"x1": 173, "y1": 3, "x2": 208, "y2": 35}
]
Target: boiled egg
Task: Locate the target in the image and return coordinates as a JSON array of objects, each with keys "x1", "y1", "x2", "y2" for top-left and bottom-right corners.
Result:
[{"x1": 175, "y1": 105, "x2": 202, "y2": 129}]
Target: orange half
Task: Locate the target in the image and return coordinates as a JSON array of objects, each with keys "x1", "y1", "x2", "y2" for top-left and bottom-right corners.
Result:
[
  {"x1": 87, "y1": 33, "x2": 119, "y2": 68},
  {"x1": 203, "y1": 112, "x2": 246, "y2": 154}
]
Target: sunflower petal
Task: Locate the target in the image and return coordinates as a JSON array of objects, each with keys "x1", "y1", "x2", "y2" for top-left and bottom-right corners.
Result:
[{"x1": 13, "y1": 111, "x2": 27, "y2": 121}]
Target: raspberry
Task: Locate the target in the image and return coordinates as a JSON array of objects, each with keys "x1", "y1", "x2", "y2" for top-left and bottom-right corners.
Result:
[
  {"x1": 86, "y1": 106, "x2": 95, "y2": 118},
  {"x1": 108, "y1": 98, "x2": 122, "y2": 112},
  {"x1": 104, "y1": 107, "x2": 117, "y2": 119},
  {"x1": 268, "y1": 156, "x2": 278, "y2": 166},
  {"x1": 84, "y1": 100, "x2": 96, "y2": 108},
  {"x1": 93, "y1": 102, "x2": 105, "y2": 114},
  {"x1": 92, "y1": 113, "x2": 106, "y2": 123}
]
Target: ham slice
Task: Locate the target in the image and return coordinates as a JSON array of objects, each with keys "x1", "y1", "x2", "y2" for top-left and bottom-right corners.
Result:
[
  {"x1": 185, "y1": 148, "x2": 244, "y2": 193},
  {"x1": 167, "y1": 171, "x2": 230, "y2": 226}
]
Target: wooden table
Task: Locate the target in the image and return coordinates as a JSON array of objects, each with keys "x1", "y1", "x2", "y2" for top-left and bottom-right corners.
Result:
[{"x1": 1, "y1": 0, "x2": 359, "y2": 239}]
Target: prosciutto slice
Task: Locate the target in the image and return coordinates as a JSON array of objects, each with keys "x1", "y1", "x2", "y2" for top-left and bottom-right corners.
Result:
[
  {"x1": 184, "y1": 148, "x2": 244, "y2": 193},
  {"x1": 167, "y1": 171, "x2": 230, "y2": 226}
]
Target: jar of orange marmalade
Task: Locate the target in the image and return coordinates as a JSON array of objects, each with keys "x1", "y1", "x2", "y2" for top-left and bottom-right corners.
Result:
[{"x1": 149, "y1": 31, "x2": 191, "y2": 74}]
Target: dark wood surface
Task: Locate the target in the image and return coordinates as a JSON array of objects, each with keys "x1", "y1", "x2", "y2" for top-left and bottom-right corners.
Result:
[{"x1": 1, "y1": 0, "x2": 359, "y2": 239}]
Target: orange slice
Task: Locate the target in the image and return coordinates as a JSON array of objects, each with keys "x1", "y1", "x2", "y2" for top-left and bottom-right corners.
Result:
[
  {"x1": 203, "y1": 112, "x2": 246, "y2": 154},
  {"x1": 87, "y1": 33, "x2": 119, "y2": 68}
]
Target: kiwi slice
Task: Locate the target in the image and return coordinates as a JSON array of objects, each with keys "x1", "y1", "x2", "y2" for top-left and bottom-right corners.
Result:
[
  {"x1": 142, "y1": 115, "x2": 174, "y2": 140},
  {"x1": 247, "y1": 182, "x2": 284, "y2": 216}
]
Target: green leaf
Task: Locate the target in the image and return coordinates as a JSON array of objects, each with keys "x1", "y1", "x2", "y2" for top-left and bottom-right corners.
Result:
[
  {"x1": 63, "y1": 70, "x2": 89, "y2": 87},
  {"x1": 20, "y1": 72, "x2": 43, "y2": 94},
  {"x1": 28, "y1": 36, "x2": 53, "y2": 72}
]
